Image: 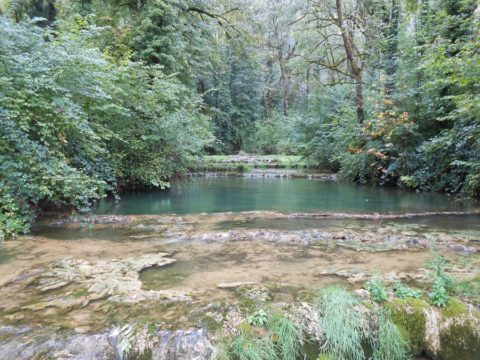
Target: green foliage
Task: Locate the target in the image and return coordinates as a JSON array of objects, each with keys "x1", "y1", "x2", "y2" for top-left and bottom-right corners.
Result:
[
  {"x1": 204, "y1": 43, "x2": 265, "y2": 153},
  {"x1": 317, "y1": 287, "x2": 366, "y2": 360},
  {"x1": 427, "y1": 253, "x2": 453, "y2": 290},
  {"x1": 247, "y1": 309, "x2": 268, "y2": 327},
  {"x1": 2, "y1": 0, "x2": 480, "y2": 239},
  {"x1": 267, "y1": 313, "x2": 303, "y2": 360},
  {"x1": 429, "y1": 277, "x2": 449, "y2": 307},
  {"x1": 244, "y1": 112, "x2": 297, "y2": 155},
  {"x1": 230, "y1": 330, "x2": 277, "y2": 360},
  {"x1": 223, "y1": 310, "x2": 303, "y2": 360},
  {"x1": 394, "y1": 282, "x2": 422, "y2": 300},
  {"x1": 371, "y1": 310, "x2": 409, "y2": 360},
  {"x1": 426, "y1": 253, "x2": 451, "y2": 307},
  {"x1": 366, "y1": 277, "x2": 389, "y2": 303},
  {"x1": 291, "y1": 88, "x2": 361, "y2": 171},
  {"x1": 453, "y1": 276, "x2": 480, "y2": 306},
  {"x1": 383, "y1": 298, "x2": 428, "y2": 355},
  {"x1": 0, "y1": 16, "x2": 212, "y2": 237}
]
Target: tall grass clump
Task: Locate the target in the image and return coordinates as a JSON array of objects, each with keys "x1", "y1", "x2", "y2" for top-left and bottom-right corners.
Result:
[
  {"x1": 371, "y1": 310, "x2": 409, "y2": 360},
  {"x1": 268, "y1": 313, "x2": 304, "y2": 360},
  {"x1": 218, "y1": 310, "x2": 304, "y2": 360},
  {"x1": 317, "y1": 287, "x2": 367, "y2": 360},
  {"x1": 230, "y1": 330, "x2": 277, "y2": 360}
]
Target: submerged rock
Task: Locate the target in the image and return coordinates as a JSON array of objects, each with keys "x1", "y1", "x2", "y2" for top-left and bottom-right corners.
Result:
[
  {"x1": 217, "y1": 281, "x2": 256, "y2": 289},
  {"x1": 25, "y1": 253, "x2": 189, "y2": 310}
]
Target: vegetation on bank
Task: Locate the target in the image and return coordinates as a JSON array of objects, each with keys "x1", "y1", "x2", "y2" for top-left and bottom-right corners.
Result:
[
  {"x1": 209, "y1": 254, "x2": 479, "y2": 360},
  {"x1": 214, "y1": 263, "x2": 479, "y2": 360},
  {"x1": 191, "y1": 155, "x2": 309, "y2": 173},
  {"x1": 0, "y1": 13, "x2": 213, "y2": 239},
  {"x1": 1, "y1": 0, "x2": 479, "y2": 238}
]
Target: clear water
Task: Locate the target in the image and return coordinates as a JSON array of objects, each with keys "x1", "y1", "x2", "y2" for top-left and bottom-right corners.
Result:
[
  {"x1": 95, "y1": 177, "x2": 478, "y2": 215},
  {"x1": 215, "y1": 214, "x2": 480, "y2": 232}
]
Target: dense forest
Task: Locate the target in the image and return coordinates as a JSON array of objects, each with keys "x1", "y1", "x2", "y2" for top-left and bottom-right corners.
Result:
[{"x1": 1, "y1": 0, "x2": 479, "y2": 238}]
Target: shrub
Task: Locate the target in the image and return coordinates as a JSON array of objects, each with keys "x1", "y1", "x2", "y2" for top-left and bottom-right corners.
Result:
[
  {"x1": 426, "y1": 253, "x2": 452, "y2": 307},
  {"x1": 0, "y1": 17, "x2": 213, "y2": 237}
]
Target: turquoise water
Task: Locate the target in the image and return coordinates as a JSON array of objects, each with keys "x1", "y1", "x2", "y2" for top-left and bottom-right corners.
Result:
[{"x1": 95, "y1": 177, "x2": 478, "y2": 215}]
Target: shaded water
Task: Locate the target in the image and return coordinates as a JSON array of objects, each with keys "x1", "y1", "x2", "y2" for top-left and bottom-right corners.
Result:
[{"x1": 95, "y1": 177, "x2": 478, "y2": 215}]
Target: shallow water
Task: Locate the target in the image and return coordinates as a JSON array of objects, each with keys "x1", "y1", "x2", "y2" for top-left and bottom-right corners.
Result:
[
  {"x1": 1, "y1": 177, "x2": 480, "y2": 359},
  {"x1": 139, "y1": 241, "x2": 428, "y2": 301},
  {"x1": 215, "y1": 214, "x2": 480, "y2": 232},
  {"x1": 95, "y1": 177, "x2": 478, "y2": 215}
]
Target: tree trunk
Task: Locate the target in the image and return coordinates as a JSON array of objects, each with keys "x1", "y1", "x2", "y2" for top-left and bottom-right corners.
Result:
[
  {"x1": 383, "y1": 0, "x2": 400, "y2": 97},
  {"x1": 336, "y1": 0, "x2": 364, "y2": 124},
  {"x1": 354, "y1": 73, "x2": 364, "y2": 124},
  {"x1": 282, "y1": 83, "x2": 289, "y2": 117},
  {"x1": 279, "y1": 61, "x2": 289, "y2": 116}
]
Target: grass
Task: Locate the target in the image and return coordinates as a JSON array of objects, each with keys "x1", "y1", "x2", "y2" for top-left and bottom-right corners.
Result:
[
  {"x1": 268, "y1": 313, "x2": 303, "y2": 360},
  {"x1": 453, "y1": 276, "x2": 480, "y2": 306},
  {"x1": 217, "y1": 285, "x2": 436, "y2": 360},
  {"x1": 317, "y1": 287, "x2": 366, "y2": 360},
  {"x1": 230, "y1": 330, "x2": 277, "y2": 360},
  {"x1": 372, "y1": 310, "x2": 409, "y2": 360},
  {"x1": 218, "y1": 310, "x2": 303, "y2": 360}
]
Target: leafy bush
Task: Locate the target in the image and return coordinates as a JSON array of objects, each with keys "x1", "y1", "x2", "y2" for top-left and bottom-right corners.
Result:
[
  {"x1": 426, "y1": 254, "x2": 452, "y2": 307},
  {"x1": 245, "y1": 113, "x2": 296, "y2": 155},
  {"x1": 0, "y1": 17, "x2": 213, "y2": 237},
  {"x1": 0, "y1": 114, "x2": 107, "y2": 238},
  {"x1": 366, "y1": 277, "x2": 389, "y2": 303},
  {"x1": 248, "y1": 309, "x2": 268, "y2": 327},
  {"x1": 427, "y1": 254, "x2": 453, "y2": 291},
  {"x1": 429, "y1": 277, "x2": 449, "y2": 307},
  {"x1": 394, "y1": 283, "x2": 422, "y2": 300}
]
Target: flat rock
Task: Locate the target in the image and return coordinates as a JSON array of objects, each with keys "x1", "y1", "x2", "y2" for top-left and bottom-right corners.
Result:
[
  {"x1": 25, "y1": 253, "x2": 187, "y2": 309},
  {"x1": 217, "y1": 281, "x2": 256, "y2": 289}
]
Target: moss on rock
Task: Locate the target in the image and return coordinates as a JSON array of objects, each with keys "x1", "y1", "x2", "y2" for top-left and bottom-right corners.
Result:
[
  {"x1": 384, "y1": 298, "x2": 428, "y2": 355},
  {"x1": 439, "y1": 320, "x2": 480, "y2": 360},
  {"x1": 441, "y1": 298, "x2": 467, "y2": 319}
]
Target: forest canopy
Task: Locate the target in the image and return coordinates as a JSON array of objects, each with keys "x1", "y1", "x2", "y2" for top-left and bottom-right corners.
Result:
[{"x1": 0, "y1": 0, "x2": 479, "y2": 238}]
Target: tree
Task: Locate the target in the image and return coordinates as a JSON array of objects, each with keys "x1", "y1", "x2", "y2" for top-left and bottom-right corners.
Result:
[{"x1": 299, "y1": 0, "x2": 368, "y2": 124}]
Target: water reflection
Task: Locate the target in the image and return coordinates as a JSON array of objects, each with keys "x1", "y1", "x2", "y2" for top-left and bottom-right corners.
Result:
[{"x1": 95, "y1": 178, "x2": 478, "y2": 215}]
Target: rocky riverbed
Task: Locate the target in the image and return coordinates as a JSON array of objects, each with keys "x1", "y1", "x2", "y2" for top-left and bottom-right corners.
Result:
[{"x1": 0, "y1": 211, "x2": 479, "y2": 359}]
